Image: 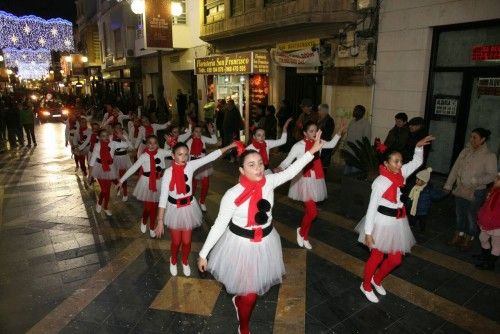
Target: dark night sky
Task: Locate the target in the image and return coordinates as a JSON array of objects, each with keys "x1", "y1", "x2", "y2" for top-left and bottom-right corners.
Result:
[{"x1": 0, "y1": 0, "x2": 77, "y2": 22}]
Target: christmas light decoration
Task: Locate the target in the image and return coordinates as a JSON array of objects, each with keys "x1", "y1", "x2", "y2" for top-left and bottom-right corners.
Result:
[
  {"x1": 17, "y1": 61, "x2": 50, "y2": 80},
  {"x1": 2, "y1": 47, "x2": 51, "y2": 68},
  {"x1": 0, "y1": 11, "x2": 74, "y2": 51}
]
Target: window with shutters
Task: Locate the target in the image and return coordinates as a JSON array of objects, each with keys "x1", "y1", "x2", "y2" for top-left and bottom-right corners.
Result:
[
  {"x1": 231, "y1": 0, "x2": 256, "y2": 16},
  {"x1": 205, "y1": 0, "x2": 225, "y2": 24}
]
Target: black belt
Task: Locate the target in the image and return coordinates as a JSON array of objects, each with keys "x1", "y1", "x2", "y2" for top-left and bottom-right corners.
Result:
[
  {"x1": 229, "y1": 221, "x2": 273, "y2": 242},
  {"x1": 143, "y1": 170, "x2": 165, "y2": 177},
  {"x1": 115, "y1": 151, "x2": 128, "y2": 156},
  {"x1": 168, "y1": 195, "x2": 193, "y2": 207},
  {"x1": 166, "y1": 156, "x2": 173, "y2": 160},
  {"x1": 142, "y1": 140, "x2": 147, "y2": 144},
  {"x1": 96, "y1": 158, "x2": 113, "y2": 164},
  {"x1": 377, "y1": 206, "x2": 407, "y2": 218}
]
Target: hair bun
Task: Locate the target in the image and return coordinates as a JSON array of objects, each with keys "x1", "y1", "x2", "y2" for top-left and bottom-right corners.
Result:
[{"x1": 233, "y1": 140, "x2": 246, "y2": 157}]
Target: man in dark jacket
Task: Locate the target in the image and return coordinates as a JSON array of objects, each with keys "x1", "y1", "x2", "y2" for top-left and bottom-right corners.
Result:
[
  {"x1": 176, "y1": 89, "x2": 188, "y2": 127},
  {"x1": 384, "y1": 112, "x2": 409, "y2": 152},
  {"x1": 404, "y1": 116, "x2": 428, "y2": 163},
  {"x1": 294, "y1": 98, "x2": 319, "y2": 141},
  {"x1": 317, "y1": 104, "x2": 335, "y2": 174},
  {"x1": 222, "y1": 99, "x2": 243, "y2": 161}
]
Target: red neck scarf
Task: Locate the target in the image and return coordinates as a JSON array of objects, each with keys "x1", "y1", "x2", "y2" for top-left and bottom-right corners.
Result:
[
  {"x1": 191, "y1": 136, "x2": 203, "y2": 156},
  {"x1": 145, "y1": 149, "x2": 159, "y2": 191},
  {"x1": 99, "y1": 140, "x2": 112, "y2": 171},
  {"x1": 112, "y1": 132, "x2": 120, "y2": 142},
  {"x1": 133, "y1": 124, "x2": 139, "y2": 138},
  {"x1": 109, "y1": 115, "x2": 118, "y2": 126},
  {"x1": 145, "y1": 124, "x2": 154, "y2": 137},
  {"x1": 234, "y1": 175, "x2": 266, "y2": 227},
  {"x1": 169, "y1": 162, "x2": 187, "y2": 195},
  {"x1": 251, "y1": 139, "x2": 268, "y2": 166},
  {"x1": 79, "y1": 126, "x2": 87, "y2": 142},
  {"x1": 90, "y1": 132, "x2": 98, "y2": 151},
  {"x1": 303, "y1": 139, "x2": 324, "y2": 179},
  {"x1": 167, "y1": 135, "x2": 178, "y2": 148},
  {"x1": 379, "y1": 165, "x2": 404, "y2": 203}
]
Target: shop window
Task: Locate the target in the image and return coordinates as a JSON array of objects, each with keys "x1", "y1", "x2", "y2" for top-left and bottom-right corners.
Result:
[
  {"x1": 173, "y1": 0, "x2": 187, "y2": 25},
  {"x1": 205, "y1": 0, "x2": 224, "y2": 24}
]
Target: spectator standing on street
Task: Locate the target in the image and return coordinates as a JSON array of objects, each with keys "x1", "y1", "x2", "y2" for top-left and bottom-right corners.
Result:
[
  {"x1": 0, "y1": 96, "x2": 8, "y2": 142},
  {"x1": 344, "y1": 105, "x2": 371, "y2": 174},
  {"x1": 404, "y1": 117, "x2": 429, "y2": 164},
  {"x1": 222, "y1": 99, "x2": 243, "y2": 162},
  {"x1": 385, "y1": 112, "x2": 409, "y2": 152},
  {"x1": 317, "y1": 104, "x2": 335, "y2": 175},
  {"x1": 5, "y1": 97, "x2": 24, "y2": 148},
  {"x1": 277, "y1": 99, "x2": 291, "y2": 134},
  {"x1": 176, "y1": 89, "x2": 188, "y2": 127},
  {"x1": 187, "y1": 97, "x2": 198, "y2": 126},
  {"x1": 216, "y1": 99, "x2": 226, "y2": 140},
  {"x1": 19, "y1": 100, "x2": 37, "y2": 147},
  {"x1": 145, "y1": 94, "x2": 157, "y2": 120},
  {"x1": 444, "y1": 128, "x2": 497, "y2": 250},
  {"x1": 294, "y1": 98, "x2": 318, "y2": 142},
  {"x1": 263, "y1": 105, "x2": 278, "y2": 140},
  {"x1": 203, "y1": 96, "x2": 216, "y2": 124},
  {"x1": 157, "y1": 86, "x2": 169, "y2": 123}
]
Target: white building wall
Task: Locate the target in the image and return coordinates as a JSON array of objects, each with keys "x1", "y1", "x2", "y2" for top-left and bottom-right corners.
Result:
[{"x1": 372, "y1": 0, "x2": 500, "y2": 141}]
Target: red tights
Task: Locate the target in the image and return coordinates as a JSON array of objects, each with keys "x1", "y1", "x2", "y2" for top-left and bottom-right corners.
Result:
[
  {"x1": 299, "y1": 200, "x2": 317, "y2": 240},
  {"x1": 97, "y1": 179, "x2": 112, "y2": 209},
  {"x1": 362, "y1": 249, "x2": 402, "y2": 291},
  {"x1": 76, "y1": 154, "x2": 87, "y2": 176},
  {"x1": 234, "y1": 293, "x2": 258, "y2": 334},
  {"x1": 192, "y1": 177, "x2": 209, "y2": 204},
  {"x1": 142, "y1": 201, "x2": 158, "y2": 229},
  {"x1": 169, "y1": 229, "x2": 192, "y2": 265}
]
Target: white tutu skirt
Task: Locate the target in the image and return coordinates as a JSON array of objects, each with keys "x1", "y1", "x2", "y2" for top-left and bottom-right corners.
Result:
[
  {"x1": 164, "y1": 199, "x2": 203, "y2": 230},
  {"x1": 76, "y1": 147, "x2": 89, "y2": 157},
  {"x1": 355, "y1": 213, "x2": 416, "y2": 254},
  {"x1": 132, "y1": 175, "x2": 161, "y2": 202},
  {"x1": 288, "y1": 174, "x2": 327, "y2": 202},
  {"x1": 91, "y1": 164, "x2": 117, "y2": 180},
  {"x1": 194, "y1": 163, "x2": 213, "y2": 180},
  {"x1": 207, "y1": 228, "x2": 285, "y2": 296},
  {"x1": 114, "y1": 154, "x2": 132, "y2": 171}
]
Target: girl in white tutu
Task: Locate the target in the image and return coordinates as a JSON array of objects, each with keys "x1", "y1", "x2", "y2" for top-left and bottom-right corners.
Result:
[
  {"x1": 197, "y1": 132, "x2": 324, "y2": 334},
  {"x1": 356, "y1": 135, "x2": 434, "y2": 303},
  {"x1": 72, "y1": 117, "x2": 92, "y2": 177},
  {"x1": 89, "y1": 129, "x2": 130, "y2": 216},
  {"x1": 186, "y1": 123, "x2": 218, "y2": 212},
  {"x1": 118, "y1": 135, "x2": 171, "y2": 238},
  {"x1": 163, "y1": 124, "x2": 192, "y2": 168},
  {"x1": 127, "y1": 114, "x2": 142, "y2": 152},
  {"x1": 111, "y1": 123, "x2": 133, "y2": 202},
  {"x1": 276, "y1": 120, "x2": 347, "y2": 249},
  {"x1": 246, "y1": 118, "x2": 291, "y2": 174},
  {"x1": 134, "y1": 116, "x2": 170, "y2": 156},
  {"x1": 155, "y1": 141, "x2": 237, "y2": 277}
]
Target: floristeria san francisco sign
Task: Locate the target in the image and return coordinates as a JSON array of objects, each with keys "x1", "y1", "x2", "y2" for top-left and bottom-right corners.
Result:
[{"x1": 195, "y1": 52, "x2": 270, "y2": 75}]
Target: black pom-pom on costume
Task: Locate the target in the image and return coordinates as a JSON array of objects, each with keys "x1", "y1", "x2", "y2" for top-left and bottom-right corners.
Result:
[
  {"x1": 184, "y1": 174, "x2": 189, "y2": 181},
  {"x1": 156, "y1": 166, "x2": 162, "y2": 172},
  {"x1": 257, "y1": 199, "x2": 271, "y2": 212},
  {"x1": 155, "y1": 158, "x2": 161, "y2": 164},
  {"x1": 255, "y1": 212, "x2": 268, "y2": 225},
  {"x1": 185, "y1": 185, "x2": 190, "y2": 192}
]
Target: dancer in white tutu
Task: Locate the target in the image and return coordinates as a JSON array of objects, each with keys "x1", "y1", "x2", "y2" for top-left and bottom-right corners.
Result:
[
  {"x1": 102, "y1": 107, "x2": 129, "y2": 127},
  {"x1": 134, "y1": 116, "x2": 170, "y2": 156},
  {"x1": 127, "y1": 114, "x2": 142, "y2": 152},
  {"x1": 163, "y1": 123, "x2": 192, "y2": 167},
  {"x1": 155, "y1": 141, "x2": 237, "y2": 277},
  {"x1": 118, "y1": 135, "x2": 171, "y2": 238},
  {"x1": 112, "y1": 123, "x2": 133, "y2": 202},
  {"x1": 72, "y1": 117, "x2": 92, "y2": 177},
  {"x1": 197, "y1": 132, "x2": 324, "y2": 334},
  {"x1": 246, "y1": 118, "x2": 292, "y2": 174},
  {"x1": 89, "y1": 129, "x2": 130, "y2": 216},
  {"x1": 276, "y1": 120, "x2": 347, "y2": 249},
  {"x1": 356, "y1": 135, "x2": 434, "y2": 303},
  {"x1": 186, "y1": 123, "x2": 218, "y2": 212}
]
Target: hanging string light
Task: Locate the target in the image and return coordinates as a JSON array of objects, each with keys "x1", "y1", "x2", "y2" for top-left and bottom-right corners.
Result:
[
  {"x1": 16, "y1": 61, "x2": 51, "y2": 80},
  {"x1": 2, "y1": 47, "x2": 51, "y2": 68}
]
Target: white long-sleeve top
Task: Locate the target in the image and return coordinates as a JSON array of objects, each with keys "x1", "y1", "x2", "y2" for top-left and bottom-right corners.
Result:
[
  {"x1": 65, "y1": 119, "x2": 80, "y2": 143},
  {"x1": 364, "y1": 147, "x2": 424, "y2": 235},
  {"x1": 163, "y1": 129, "x2": 192, "y2": 150},
  {"x1": 186, "y1": 134, "x2": 218, "y2": 157},
  {"x1": 278, "y1": 134, "x2": 340, "y2": 170},
  {"x1": 102, "y1": 110, "x2": 124, "y2": 125},
  {"x1": 103, "y1": 114, "x2": 129, "y2": 127},
  {"x1": 246, "y1": 132, "x2": 287, "y2": 158},
  {"x1": 119, "y1": 148, "x2": 172, "y2": 183},
  {"x1": 199, "y1": 151, "x2": 315, "y2": 259},
  {"x1": 72, "y1": 128, "x2": 92, "y2": 147},
  {"x1": 158, "y1": 149, "x2": 222, "y2": 207},
  {"x1": 135, "y1": 123, "x2": 170, "y2": 149},
  {"x1": 89, "y1": 138, "x2": 131, "y2": 167},
  {"x1": 112, "y1": 132, "x2": 132, "y2": 153},
  {"x1": 128, "y1": 122, "x2": 140, "y2": 147}
]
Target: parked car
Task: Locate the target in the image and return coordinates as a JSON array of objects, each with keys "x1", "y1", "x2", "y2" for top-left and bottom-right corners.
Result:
[{"x1": 38, "y1": 100, "x2": 69, "y2": 122}]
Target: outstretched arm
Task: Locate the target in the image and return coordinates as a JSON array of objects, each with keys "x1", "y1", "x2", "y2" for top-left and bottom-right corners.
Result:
[
  {"x1": 118, "y1": 155, "x2": 145, "y2": 184},
  {"x1": 188, "y1": 142, "x2": 237, "y2": 172},
  {"x1": 402, "y1": 135, "x2": 434, "y2": 178}
]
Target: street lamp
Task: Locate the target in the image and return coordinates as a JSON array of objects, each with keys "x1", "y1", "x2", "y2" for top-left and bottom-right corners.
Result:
[
  {"x1": 64, "y1": 55, "x2": 72, "y2": 62},
  {"x1": 171, "y1": 2, "x2": 183, "y2": 17},
  {"x1": 6, "y1": 69, "x2": 12, "y2": 75},
  {"x1": 0, "y1": 55, "x2": 3, "y2": 62},
  {"x1": 130, "y1": 0, "x2": 145, "y2": 15},
  {"x1": 81, "y1": 56, "x2": 88, "y2": 63}
]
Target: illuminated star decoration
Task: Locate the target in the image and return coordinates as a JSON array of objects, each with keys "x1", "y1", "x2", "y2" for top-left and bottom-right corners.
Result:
[
  {"x1": 23, "y1": 24, "x2": 31, "y2": 34},
  {"x1": 10, "y1": 35, "x2": 18, "y2": 44},
  {"x1": 50, "y1": 27, "x2": 58, "y2": 36}
]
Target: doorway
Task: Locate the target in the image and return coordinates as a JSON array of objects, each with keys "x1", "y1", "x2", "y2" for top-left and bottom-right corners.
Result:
[{"x1": 284, "y1": 67, "x2": 322, "y2": 113}]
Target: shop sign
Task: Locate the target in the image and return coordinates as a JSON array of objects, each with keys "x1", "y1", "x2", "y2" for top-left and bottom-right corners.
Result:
[
  {"x1": 195, "y1": 52, "x2": 252, "y2": 75},
  {"x1": 432, "y1": 95, "x2": 459, "y2": 122},
  {"x1": 277, "y1": 38, "x2": 320, "y2": 52},
  {"x1": 249, "y1": 74, "x2": 269, "y2": 111},
  {"x1": 253, "y1": 52, "x2": 270, "y2": 74},
  {"x1": 144, "y1": 0, "x2": 173, "y2": 50},
  {"x1": 472, "y1": 45, "x2": 500, "y2": 61},
  {"x1": 478, "y1": 77, "x2": 500, "y2": 96},
  {"x1": 271, "y1": 47, "x2": 321, "y2": 67}
]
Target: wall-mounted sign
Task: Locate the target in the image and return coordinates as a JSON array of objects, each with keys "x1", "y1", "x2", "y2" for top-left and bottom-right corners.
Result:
[
  {"x1": 277, "y1": 38, "x2": 320, "y2": 52},
  {"x1": 249, "y1": 74, "x2": 269, "y2": 112},
  {"x1": 195, "y1": 51, "x2": 270, "y2": 75},
  {"x1": 271, "y1": 47, "x2": 321, "y2": 67},
  {"x1": 144, "y1": 0, "x2": 173, "y2": 50},
  {"x1": 472, "y1": 45, "x2": 500, "y2": 61},
  {"x1": 432, "y1": 95, "x2": 459, "y2": 122},
  {"x1": 478, "y1": 77, "x2": 500, "y2": 96}
]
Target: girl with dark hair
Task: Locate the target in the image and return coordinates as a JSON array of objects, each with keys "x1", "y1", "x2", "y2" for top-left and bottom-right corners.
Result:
[
  {"x1": 72, "y1": 117, "x2": 92, "y2": 177},
  {"x1": 111, "y1": 123, "x2": 133, "y2": 202},
  {"x1": 134, "y1": 116, "x2": 170, "y2": 156},
  {"x1": 89, "y1": 129, "x2": 130, "y2": 216},
  {"x1": 444, "y1": 128, "x2": 497, "y2": 250},
  {"x1": 118, "y1": 135, "x2": 171, "y2": 237},
  {"x1": 155, "y1": 141, "x2": 237, "y2": 277},
  {"x1": 186, "y1": 123, "x2": 218, "y2": 212},
  {"x1": 163, "y1": 124, "x2": 193, "y2": 168},
  {"x1": 198, "y1": 131, "x2": 324, "y2": 334},
  {"x1": 276, "y1": 120, "x2": 347, "y2": 249},
  {"x1": 356, "y1": 135, "x2": 434, "y2": 303}
]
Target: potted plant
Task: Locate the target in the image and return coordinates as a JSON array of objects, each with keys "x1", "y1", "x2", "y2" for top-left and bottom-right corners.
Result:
[{"x1": 339, "y1": 137, "x2": 383, "y2": 219}]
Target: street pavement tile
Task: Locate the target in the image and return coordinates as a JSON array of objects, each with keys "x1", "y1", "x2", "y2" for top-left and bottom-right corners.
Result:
[
  {"x1": 150, "y1": 277, "x2": 222, "y2": 316},
  {"x1": 398, "y1": 307, "x2": 447, "y2": 333},
  {"x1": 132, "y1": 309, "x2": 178, "y2": 333},
  {"x1": 463, "y1": 286, "x2": 500, "y2": 320},
  {"x1": 103, "y1": 303, "x2": 148, "y2": 329},
  {"x1": 60, "y1": 320, "x2": 102, "y2": 334},
  {"x1": 74, "y1": 300, "x2": 116, "y2": 324},
  {"x1": 382, "y1": 320, "x2": 426, "y2": 334},
  {"x1": 305, "y1": 313, "x2": 331, "y2": 334},
  {"x1": 434, "y1": 273, "x2": 485, "y2": 305},
  {"x1": 331, "y1": 304, "x2": 397, "y2": 333}
]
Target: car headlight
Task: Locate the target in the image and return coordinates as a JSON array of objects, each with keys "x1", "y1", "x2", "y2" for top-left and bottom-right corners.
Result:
[
  {"x1": 42, "y1": 111, "x2": 50, "y2": 116},
  {"x1": 62, "y1": 109, "x2": 69, "y2": 115}
]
